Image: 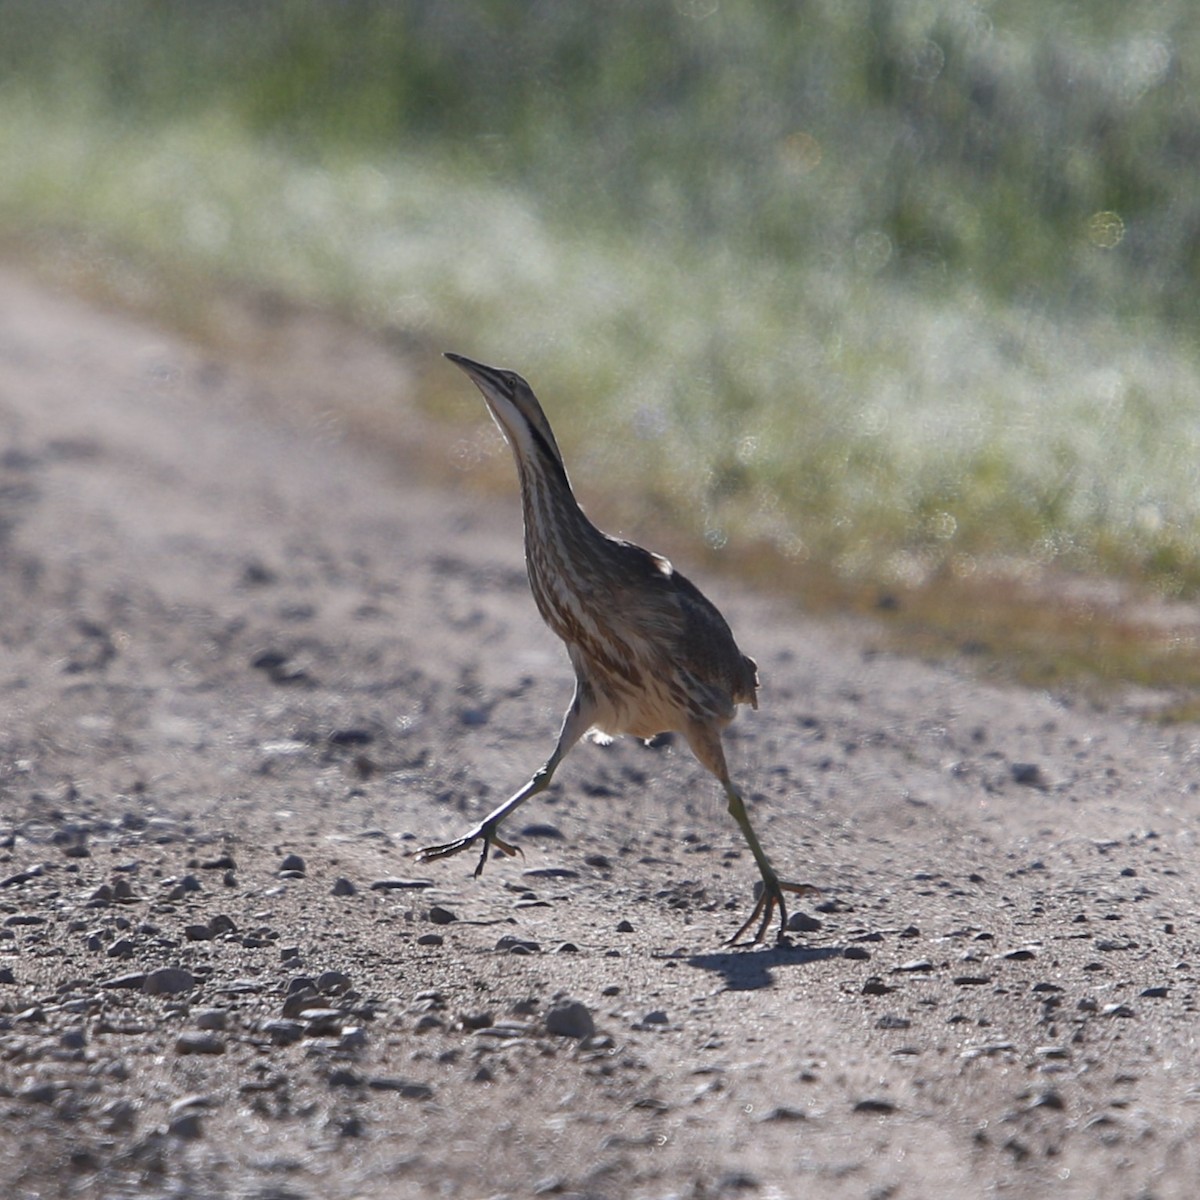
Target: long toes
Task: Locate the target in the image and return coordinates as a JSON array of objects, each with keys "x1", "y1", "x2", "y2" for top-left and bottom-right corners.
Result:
[
  {"x1": 761, "y1": 890, "x2": 786, "y2": 945},
  {"x1": 489, "y1": 834, "x2": 522, "y2": 859},
  {"x1": 725, "y1": 893, "x2": 771, "y2": 947},
  {"x1": 779, "y1": 880, "x2": 821, "y2": 897},
  {"x1": 415, "y1": 837, "x2": 476, "y2": 863}
]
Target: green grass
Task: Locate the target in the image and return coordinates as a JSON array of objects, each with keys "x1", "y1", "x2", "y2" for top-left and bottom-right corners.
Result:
[{"x1": 2, "y1": 1, "x2": 1199, "y2": 704}]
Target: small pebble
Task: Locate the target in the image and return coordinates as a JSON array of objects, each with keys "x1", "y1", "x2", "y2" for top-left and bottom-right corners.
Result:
[
  {"x1": 1035, "y1": 1045, "x2": 1070, "y2": 1060},
  {"x1": 416, "y1": 933, "x2": 444, "y2": 946},
  {"x1": 717, "y1": 1171, "x2": 760, "y2": 1193},
  {"x1": 367, "y1": 1077, "x2": 434, "y2": 1100},
  {"x1": 544, "y1": 1000, "x2": 595, "y2": 1039},
  {"x1": 520, "y1": 823, "x2": 565, "y2": 839},
  {"x1": 331, "y1": 877, "x2": 357, "y2": 897},
  {"x1": 262, "y1": 1019, "x2": 304, "y2": 1046},
  {"x1": 19, "y1": 1081, "x2": 60, "y2": 1104},
  {"x1": 175, "y1": 1031, "x2": 225, "y2": 1055},
  {"x1": 329, "y1": 728, "x2": 373, "y2": 746},
  {"x1": 168, "y1": 1113, "x2": 205, "y2": 1140},
  {"x1": 301, "y1": 1009, "x2": 345, "y2": 1036},
  {"x1": 1011, "y1": 763, "x2": 1047, "y2": 789},
  {"x1": 101, "y1": 972, "x2": 146, "y2": 990},
  {"x1": 495, "y1": 935, "x2": 540, "y2": 953},
  {"x1": 282, "y1": 989, "x2": 320, "y2": 1018},
  {"x1": 144, "y1": 967, "x2": 195, "y2": 996},
  {"x1": 428, "y1": 905, "x2": 457, "y2": 925},
  {"x1": 5, "y1": 912, "x2": 47, "y2": 931},
  {"x1": 786, "y1": 911, "x2": 822, "y2": 933},
  {"x1": 280, "y1": 853, "x2": 306, "y2": 875},
  {"x1": 758, "y1": 1106, "x2": 808, "y2": 1123},
  {"x1": 99, "y1": 1099, "x2": 136, "y2": 1132},
  {"x1": 338, "y1": 1026, "x2": 368, "y2": 1051},
  {"x1": 317, "y1": 970, "x2": 352, "y2": 994},
  {"x1": 616, "y1": 919, "x2": 635, "y2": 934},
  {"x1": 194, "y1": 1009, "x2": 228, "y2": 1031},
  {"x1": 861, "y1": 976, "x2": 896, "y2": 996}
]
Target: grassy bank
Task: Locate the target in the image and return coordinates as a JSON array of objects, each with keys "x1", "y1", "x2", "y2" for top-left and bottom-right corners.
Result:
[{"x1": 2, "y1": 1, "x2": 1199, "y2": 699}]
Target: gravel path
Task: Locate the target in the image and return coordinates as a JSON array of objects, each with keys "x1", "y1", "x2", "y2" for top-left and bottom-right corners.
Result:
[{"x1": 1, "y1": 266, "x2": 1198, "y2": 1199}]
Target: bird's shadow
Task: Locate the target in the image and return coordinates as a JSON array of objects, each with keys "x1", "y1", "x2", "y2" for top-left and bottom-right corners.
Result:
[{"x1": 680, "y1": 943, "x2": 845, "y2": 991}]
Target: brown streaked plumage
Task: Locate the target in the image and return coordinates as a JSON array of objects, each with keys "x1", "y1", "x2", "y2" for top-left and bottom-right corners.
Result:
[{"x1": 416, "y1": 352, "x2": 817, "y2": 944}]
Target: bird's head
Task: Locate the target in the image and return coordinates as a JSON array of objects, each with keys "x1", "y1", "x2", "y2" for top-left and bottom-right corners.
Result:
[{"x1": 444, "y1": 352, "x2": 565, "y2": 476}]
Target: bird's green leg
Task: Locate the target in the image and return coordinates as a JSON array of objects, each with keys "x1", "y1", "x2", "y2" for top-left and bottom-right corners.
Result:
[
  {"x1": 724, "y1": 783, "x2": 785, "y2": 943},
  {"x1": 723, "y1": 782, "x2": 821, "y2": 946},
  {"x1": 683, "y1": 724, "x2": 818, "y2": 946},
  {"x1": 416, "y1": 688, "x2": 594, "y2": 877}
]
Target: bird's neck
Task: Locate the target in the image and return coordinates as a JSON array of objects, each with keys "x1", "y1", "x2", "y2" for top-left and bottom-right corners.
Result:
[
  {"x1": 516, "y1": 459, "x2": 612, "y2": 639},
  {"x1": 517, "y1": 458, "x2": 601, "y2": 551}
]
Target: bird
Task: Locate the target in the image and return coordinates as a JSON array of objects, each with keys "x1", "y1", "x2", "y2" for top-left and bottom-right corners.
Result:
[{"x1": 416, "y1": 352, "x2": 817, "y2": 944}]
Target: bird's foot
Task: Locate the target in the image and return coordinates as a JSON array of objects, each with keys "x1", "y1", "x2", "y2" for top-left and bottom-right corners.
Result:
[
  {"x1": 415, "y1": 824, "x2": 522, "y2": 879},
  {"x1": 725, "y1": 878, "x2": 821, "y2": 947}
]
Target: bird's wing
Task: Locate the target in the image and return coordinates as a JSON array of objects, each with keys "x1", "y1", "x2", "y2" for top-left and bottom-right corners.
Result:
[{"x1": 603, "y1": 540, "x2": 758, "y2": 710}]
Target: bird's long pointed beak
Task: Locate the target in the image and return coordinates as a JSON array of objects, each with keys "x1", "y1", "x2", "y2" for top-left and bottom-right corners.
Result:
[{"x1": 444, "y1": 351, "x2": 504, "y2": 394}]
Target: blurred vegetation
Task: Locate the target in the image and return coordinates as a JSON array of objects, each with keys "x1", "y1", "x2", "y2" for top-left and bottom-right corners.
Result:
[
  {"x1": 6, "y1": 1, "x2": 1200, "y2": 320},
  {"x1": 1, "y1": 0, "x2": 1199, "y2": 642}
]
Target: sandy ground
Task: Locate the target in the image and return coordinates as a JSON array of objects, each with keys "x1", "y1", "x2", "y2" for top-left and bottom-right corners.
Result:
[{"x1": 1, "y1": 265, "x2": 1199, "y2": 1200}]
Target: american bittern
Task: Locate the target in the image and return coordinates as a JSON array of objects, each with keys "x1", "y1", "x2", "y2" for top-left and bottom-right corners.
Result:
[{"x1": 417, "y1": 353, "x2": 816, "y2": 944}]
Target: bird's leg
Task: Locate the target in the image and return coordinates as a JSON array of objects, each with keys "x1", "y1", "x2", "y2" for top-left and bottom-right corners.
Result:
[
  {"x1": 684, "y1": 724, "x2": 818, "y2": 946},
  {"x1": 416, "y1": 685, "x2": 595, "y2": 877},
  {"x1": 414, "y1": 775, "x2": 543, "y2": 878},
  {"x1": 722, "y1": 782, "x2": 819, "y2": 945}
]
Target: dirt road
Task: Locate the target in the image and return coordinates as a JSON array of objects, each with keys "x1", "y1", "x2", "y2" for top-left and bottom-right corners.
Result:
[{"x1": 1, "y1": 266, "x2": 1198, "y2": 1198}]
